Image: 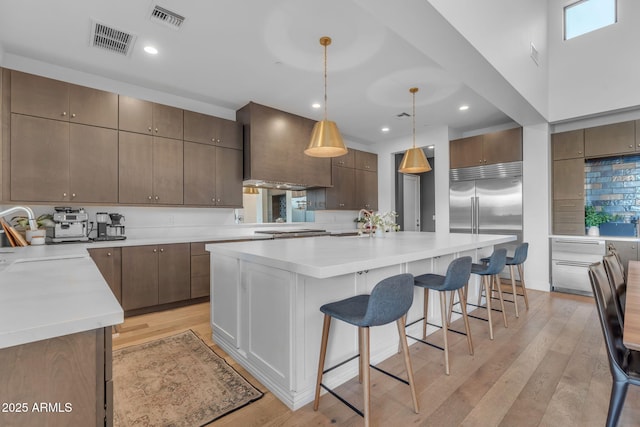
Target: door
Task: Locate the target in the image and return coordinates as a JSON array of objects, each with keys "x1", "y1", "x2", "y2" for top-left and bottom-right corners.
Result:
[
  {"x1": 476, "y1": 177, "x2": 523, "y2": 237},
  {"x1": 118, "y1": 131, "x2": 153, "y2": 204},
  {"x1": 122, "y1": 246, "x2": 159, "y2": 310},
  {"x1": 158, "y1": 243, "x2": 191, "y2": 304},
  {"x1": 216, "y1": 147, "x2": 243, "y2": 206},
  {"x1": 403, "y1": 174, "x2": 420, "y2": 231},
  {"x1": 184, "y1": 141, "x2": 216, "y2": 205},
  {"x1": 152, "y1": 136, "x2": 183, "y2": 204},
  {"x1": 449, "y1": 180, "x2": 475, "y2": 233}
]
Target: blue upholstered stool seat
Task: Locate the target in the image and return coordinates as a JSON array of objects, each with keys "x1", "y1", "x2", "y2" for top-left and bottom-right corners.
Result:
[
  {"x1": 480, "y1": 243, "x2": 530, "y2": 317},
  {"x1": 409, "y1": 256, "x2": 473, "y2": 375},
  {"x1": 469, "y1": 248, "x2": 508, "y2": 339},
  {"x1": 314, "y1": 273, "x2": 419, "y2": 426}
]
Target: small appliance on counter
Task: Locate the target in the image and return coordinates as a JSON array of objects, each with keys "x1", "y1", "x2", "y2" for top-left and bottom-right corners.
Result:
[
  {"x1": 46, "y1": 207, "x2": 90, "y2": 243},
  {"x1": 93, "y1": 212, "x2": 126, "y2": 241}
]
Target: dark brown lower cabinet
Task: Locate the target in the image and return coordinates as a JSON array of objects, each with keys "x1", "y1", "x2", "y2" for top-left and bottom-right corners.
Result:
[
  {"x1": 88, "y1": 247, "x2": 122, "y2": 303},
  {"x1": 190, "y1": 242, "x2": 211, "y2": 298},
  {"x1": 0, "y1": 327, "x2": 111, "y2": 427},
  {"x1": 122, "y1": 243, "x2": 190, "y2": 311}
]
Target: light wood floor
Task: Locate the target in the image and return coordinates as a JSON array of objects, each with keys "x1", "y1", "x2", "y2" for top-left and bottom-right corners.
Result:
[{"x1": 112, "y1": 290, "x2": 640, "y2": 427}]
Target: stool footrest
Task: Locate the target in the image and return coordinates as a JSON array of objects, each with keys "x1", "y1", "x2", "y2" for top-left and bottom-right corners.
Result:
[
  {"x1": 320, "y1": 383, "x2": 364, "y2": 418},
  {"x1": 406, "y1": 334, "x2": 444, "y2": 351},
  {"x1": 319, "y1": 356, "x2": 412, "y2": 419},
  {"x1": 452, "y1": 309, "x2": 488, "y2": 323}
]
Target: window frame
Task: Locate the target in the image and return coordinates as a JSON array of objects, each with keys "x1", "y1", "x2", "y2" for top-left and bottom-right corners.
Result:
[{"x1": 563, "y1": 0, "x2": 617, "y2": 41}]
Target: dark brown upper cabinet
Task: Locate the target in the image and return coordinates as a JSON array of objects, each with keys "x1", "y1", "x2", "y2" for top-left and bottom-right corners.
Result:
[
  {"x1": 184, "y1": 110, "x2": 241, "y2": 150},
  {"x1": 450, "y1": 128, "x2": 522, "y2": 168},
  {"x1": 11, "y1": 70, "x2": 118, "y2": 129},
  {"x1": 119, "y1": 96, "x2": 183, "y2": 140},
  {"x1": 552, "y1": 129, "x2": 584, "y2": 160}
]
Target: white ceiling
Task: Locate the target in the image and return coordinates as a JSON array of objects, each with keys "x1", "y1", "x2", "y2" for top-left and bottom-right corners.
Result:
[{"x1": 0, "y1": 0, "x2": 516, "y2": 146}]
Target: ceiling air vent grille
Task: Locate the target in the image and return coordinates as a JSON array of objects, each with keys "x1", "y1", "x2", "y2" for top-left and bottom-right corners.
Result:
[
  {"x1": 90, "y1": 21, "x2": 136, "y2": 56},
  {"x1": 150, "y1": 5, "x2": 185, "y2": 29}
]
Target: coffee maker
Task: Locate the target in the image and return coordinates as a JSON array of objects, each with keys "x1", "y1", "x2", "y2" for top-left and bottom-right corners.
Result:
[
  {"x1": 107, "y1": 213, "x2": 126, "y2": 240},
  {"x1": 96, "y1": 212, "x2": 109, "y2": 240},
  {"x1": 94, "y1": 212, "x2": 126, "y2": 241}
]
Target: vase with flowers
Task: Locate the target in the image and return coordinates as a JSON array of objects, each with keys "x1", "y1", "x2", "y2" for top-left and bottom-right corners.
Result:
[{"x1": 358, "y1": 210, "x2": 399, "y2": 237}]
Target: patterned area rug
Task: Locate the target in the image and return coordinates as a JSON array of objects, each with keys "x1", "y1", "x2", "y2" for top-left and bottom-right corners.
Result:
[{"x1": 113, "y1": 330, "x2": 263, "y2": 426}]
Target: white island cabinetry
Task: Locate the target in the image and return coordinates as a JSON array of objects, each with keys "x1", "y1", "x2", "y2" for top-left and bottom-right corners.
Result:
[{"x1": 207, "y1": 232, "x2": 515, "y2": 410}]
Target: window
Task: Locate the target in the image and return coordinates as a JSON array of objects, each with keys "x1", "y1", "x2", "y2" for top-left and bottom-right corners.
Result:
[{"x1": 564, "y1": 0, "x2": 617, "y2": 40}]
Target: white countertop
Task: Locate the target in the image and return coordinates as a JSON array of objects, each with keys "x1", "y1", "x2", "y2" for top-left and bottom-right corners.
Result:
[
  {"x1": 206, "y1": 231, "x2": 517, "y2": 279},
  {"x1": 0, "y1": 233, "x2": 271, "y2": 349},
  {"x1": 550, "y1": 235, "x2": 640, "y2": 242}
]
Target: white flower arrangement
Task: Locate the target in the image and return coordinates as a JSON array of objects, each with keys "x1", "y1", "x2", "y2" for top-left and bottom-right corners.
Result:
[{"x1": 359, "y1": 210, "x2": 400, "y2": 233}]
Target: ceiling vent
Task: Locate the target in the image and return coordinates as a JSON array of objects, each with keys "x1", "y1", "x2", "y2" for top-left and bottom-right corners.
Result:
[
  {"x1": 150, "y1": 5, "x2": 185, "y2": 29},
  {"x1": 90, "y1": 21, "x2": 136, "y2": 56}
]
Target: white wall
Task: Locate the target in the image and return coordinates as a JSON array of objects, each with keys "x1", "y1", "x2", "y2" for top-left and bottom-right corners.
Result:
[
  {"x1": 522, "y1": 123, "x2": 551, "y2": 292},
  {"x1": 548, "y1": 0, "x2": 640, "y2": 121},
  {"x1": 428, "y1": 0, "x2": 549, "y2": 119}
]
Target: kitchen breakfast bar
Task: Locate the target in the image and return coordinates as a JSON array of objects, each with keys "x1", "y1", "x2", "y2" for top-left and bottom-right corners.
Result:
[{"x1": 206, "y1": 231, "x2": 516, "y2": 410}]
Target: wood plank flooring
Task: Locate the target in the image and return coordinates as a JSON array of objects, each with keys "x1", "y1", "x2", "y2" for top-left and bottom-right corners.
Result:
[{"x1": 112, "y1": 290, "x2": 640, "y2": 426}]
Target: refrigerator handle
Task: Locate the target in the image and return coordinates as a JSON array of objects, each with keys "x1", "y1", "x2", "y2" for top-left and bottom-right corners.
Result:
[
  {"x1": 470, "y1": 196, "x2": 475, "y2": 233},
  {"x1": 475, "y1": 196, "x2": 480, "y2": 234}
]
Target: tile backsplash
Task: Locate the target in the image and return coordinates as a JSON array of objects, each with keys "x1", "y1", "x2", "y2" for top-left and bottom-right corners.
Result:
[{"x1": 585, "y1": 154, "x2": 640, "y2": 222}]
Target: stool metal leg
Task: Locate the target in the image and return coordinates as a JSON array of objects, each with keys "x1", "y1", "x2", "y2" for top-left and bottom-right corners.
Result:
[
  {"x1": 439, "y1": 291, "x2": 450, "y2": 375},
  {"x1": 314, "y1": 314, "x2": 332, "y2": 411},
  {"x1": 362, "y1": 326, "x2": 371, "y2": 427},
  {"x1": 519, "y1": 264, "x2": 530, "y2": 309},
  {"x1": 458, "y1": 287, "x2": 474, "y2": 355},
  {"x1": 509, "y1": 265, "x2": 520, "y2": 318},
  {"x1": 396, "y1": 316, "x2": 419, "y2": 414}
]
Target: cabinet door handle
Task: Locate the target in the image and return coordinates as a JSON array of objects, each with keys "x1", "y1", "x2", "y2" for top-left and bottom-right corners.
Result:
[
  {"x1": 71, "y1": 193, "x2": 76, "y2": 198},
  {"x1": 217, "y1": 198, "x2": 221, "y2": 203},
  {"x1": 63, "y1": 192, "x2": 67, "y2": 197},
  {"x1": 211, "y1": 138, "x2": 215, "y2": 142},
  {"x1": 155, "y1": 195, "x2": 159, "y2": 201},
  {"x1": 62, "y1": 111, "x2": 67, "y2": 117},
  {"x1": 155, "y1": 128, "x2": 159, "y2": 133},
  {"x1": 578, "y1": 151, "x2": 582, "y2": 154},
  {"x1": 148, "y1": 127, "x2": 152, "y2": 132},
  {"x1": 148, "y1": 196, "x2": 153, "y2": 200},
  {"x1": 71, "y1": 113, "x2": 76, "y2": 118},
  {"x1": 153, "y1": 249, "x2": 157, "y2": 253},
  {"x1": 630, "y1": 145, "x2": 633, "y2": 148},
  {"x1": 107, "y1": 252, "x2": 111, "y2": 257},
  {"x1": 159, "y1": 248, "x2": 164, "y2": 253}
]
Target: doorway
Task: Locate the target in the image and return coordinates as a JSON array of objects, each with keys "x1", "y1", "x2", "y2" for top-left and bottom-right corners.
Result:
[
  {"x1": 403, "y1": 175, "x2": 420, "y2": 231},
  {"x1": 395, "y1": 149, "x2": 435, "y2": 232}
]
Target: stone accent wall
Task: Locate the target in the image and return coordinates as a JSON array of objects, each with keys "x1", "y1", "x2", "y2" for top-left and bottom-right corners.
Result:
[{"x1": 585, "y1": 155, "x2": 640, "y2": 221}]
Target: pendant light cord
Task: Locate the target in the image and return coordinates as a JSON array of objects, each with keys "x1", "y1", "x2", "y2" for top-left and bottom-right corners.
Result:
[
  {"x1": 412, "y1": 90, "x2": 416, "y2": 149},
  {"x1": 323, "y1": 42, "x2": 328, "y2": 121}
]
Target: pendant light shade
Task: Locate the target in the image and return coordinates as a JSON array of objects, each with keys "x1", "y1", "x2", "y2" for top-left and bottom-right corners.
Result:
[
  {"x1": 305, "y1": 36, "x2": 348, "y2": 158},
  {"x1": 398, "y1": 87, "x2": 431, "y2": 174},
  {"x1": 243, "y1": 187, "x2": 259, "y2": 195}
]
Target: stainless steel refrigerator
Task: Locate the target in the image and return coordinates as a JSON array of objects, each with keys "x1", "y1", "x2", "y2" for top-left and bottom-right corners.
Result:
[{"x1": 449, "y1": 162, "x2": 523, "y2": 245}]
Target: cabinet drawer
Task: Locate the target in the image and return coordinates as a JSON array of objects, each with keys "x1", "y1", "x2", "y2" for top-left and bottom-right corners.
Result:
[
  {"x1": 551, "y1": 238, "x2": 605, "y2": 257},
  {"x1": 551, "y1": 259, "x2": 593, "y2": 295}
]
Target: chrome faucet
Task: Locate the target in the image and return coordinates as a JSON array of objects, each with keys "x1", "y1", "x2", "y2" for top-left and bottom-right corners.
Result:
[{"x1": 0, "y1": 206, "x2": 37, "y2": 231}]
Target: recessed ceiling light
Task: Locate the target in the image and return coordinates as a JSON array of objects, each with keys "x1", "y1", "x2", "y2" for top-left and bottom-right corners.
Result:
[
  {"x1": 144, "y1": 46, "x2": 158, "y2": 55},
  {"x1": 459, "y1": 105, "x2": 469, "y2": 111},
  {"x1": 311, "y1": 103, "x2": 321, "y2": 109},
  {"x1": 381, "y1": 127, "x2": 390, "y2": 133}
]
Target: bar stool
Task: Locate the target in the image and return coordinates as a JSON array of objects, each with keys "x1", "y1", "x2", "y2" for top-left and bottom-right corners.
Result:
[
  {"x1": 410, "y1": 256, "x2": 473, "y2": 375},
  {"x1": 471, "y1": 248, "x2": 508, "y2": 340},
  {"x1": 313, "y1": 273, "x2": 419, "y2": 427},
  {"x1": 481, "y1": 243, "x2": 530, "y2": 318}
]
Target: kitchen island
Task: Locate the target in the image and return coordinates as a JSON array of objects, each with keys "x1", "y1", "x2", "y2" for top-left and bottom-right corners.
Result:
[{"x1": 206, "y1": 231, "x2": 516, "y2": 410}]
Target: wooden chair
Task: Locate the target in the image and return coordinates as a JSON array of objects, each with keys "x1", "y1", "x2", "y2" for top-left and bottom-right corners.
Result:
[{"x1": 589, "y1": 262, "x2": 640, "y2": 427}]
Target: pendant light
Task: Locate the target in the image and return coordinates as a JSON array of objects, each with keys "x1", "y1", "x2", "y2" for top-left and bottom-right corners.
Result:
[
  {"x1": 243, "y1": 187, "x2": 259, "y2": 195},
  {"x1": 305, "y1": 36, "x2": 348, "y2": 158},
  {"x1": 398, "y1": 87, "x2": 432, "y2": 174}
]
